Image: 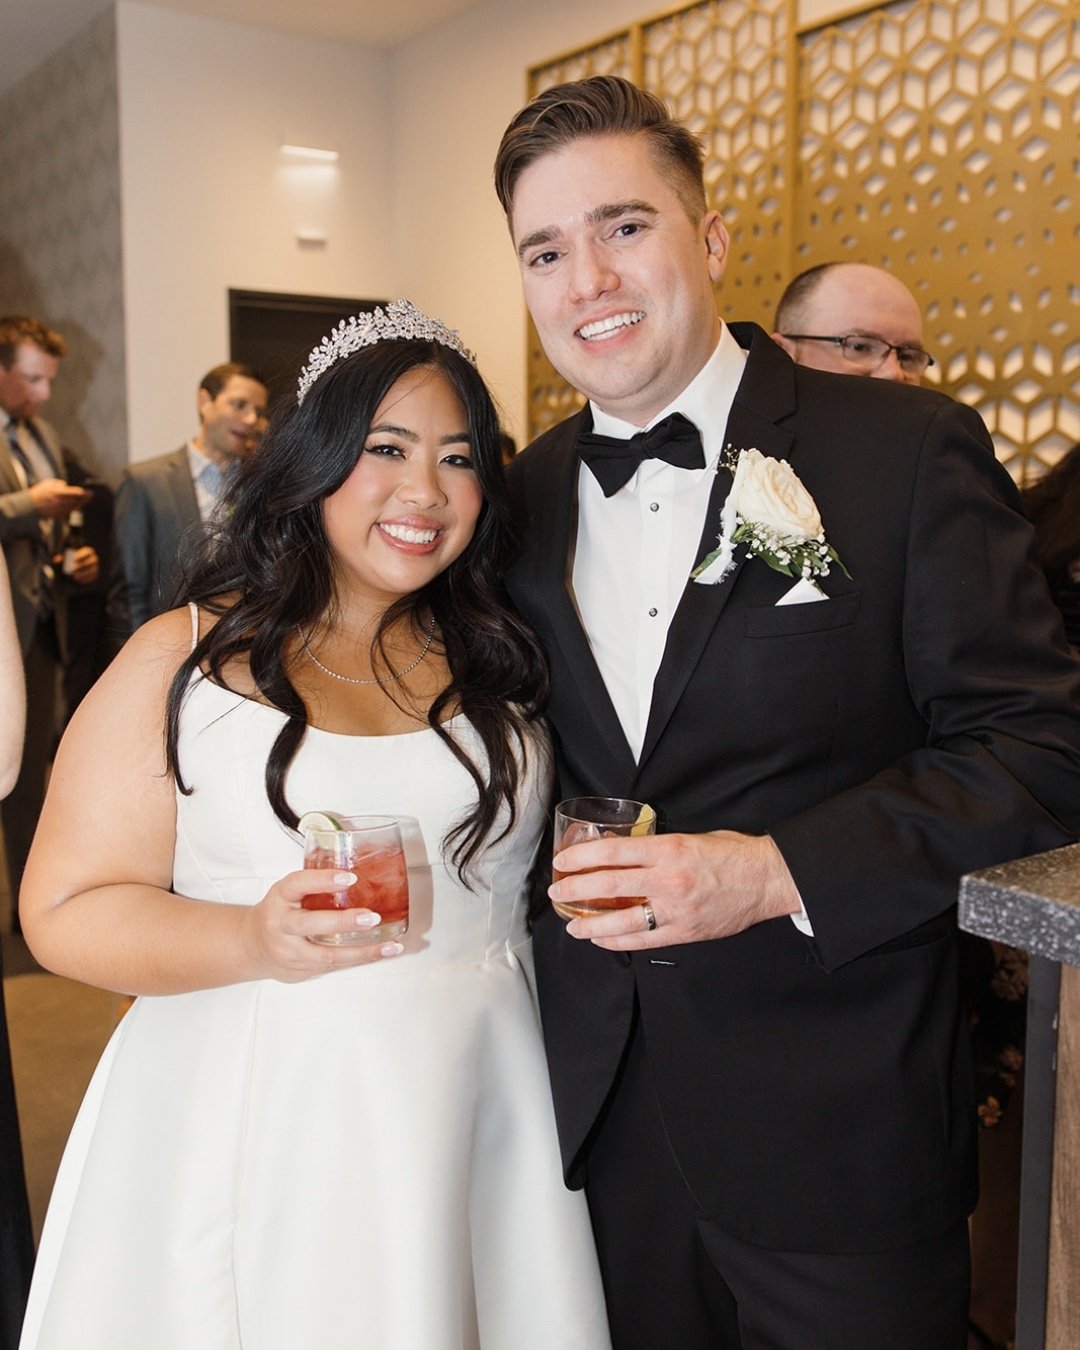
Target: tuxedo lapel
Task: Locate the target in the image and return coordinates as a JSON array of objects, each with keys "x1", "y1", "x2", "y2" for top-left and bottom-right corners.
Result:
[
  {"x1": 520, "y1": 414, "x2": 638, "y2": 782},
  {"x1": 636, "y1": 462, "x2": 738, "y2": 773},
  {"x1": 724, "y1": 322, "x2": 798, "y2": 461},
  {"x1": 636, "y1": 325, "x2": 797, "y2": 775}
]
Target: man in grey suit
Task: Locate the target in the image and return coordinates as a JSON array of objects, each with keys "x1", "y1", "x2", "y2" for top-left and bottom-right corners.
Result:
[
  {"x1": 113, "y1": 362, "x2": 267, "y2": 631},
  {"x1": 0, "y1": 315, "x2": 100, "y2": 923}
]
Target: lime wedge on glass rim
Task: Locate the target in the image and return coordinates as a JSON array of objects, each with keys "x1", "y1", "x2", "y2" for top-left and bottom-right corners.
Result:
[
  {"x1": 297, "y1": 811, "x2": 343, "y2": 835},
  {"x1": 630, "y1": 803, "x2": 655, "y2": 836}
]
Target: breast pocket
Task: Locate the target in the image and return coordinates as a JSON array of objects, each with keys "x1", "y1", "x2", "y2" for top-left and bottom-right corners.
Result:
[{"x1": 744, "y1": 590, "x2": 861, "y2": 638}]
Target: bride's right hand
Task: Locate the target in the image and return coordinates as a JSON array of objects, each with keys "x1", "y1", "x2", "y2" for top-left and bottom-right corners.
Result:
[{"x1": 241, "y1": 869, "x2": 405, "y2": 982}]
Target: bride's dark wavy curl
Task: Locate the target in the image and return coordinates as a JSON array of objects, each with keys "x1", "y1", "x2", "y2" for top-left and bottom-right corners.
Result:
[{"x1": 164, "y1": 339, "x2": 549, "y2": 884}]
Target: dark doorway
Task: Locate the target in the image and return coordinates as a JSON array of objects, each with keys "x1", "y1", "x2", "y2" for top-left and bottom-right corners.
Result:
[{"x1": 228, "y1": 289, "x2": 388, "y2": 417}]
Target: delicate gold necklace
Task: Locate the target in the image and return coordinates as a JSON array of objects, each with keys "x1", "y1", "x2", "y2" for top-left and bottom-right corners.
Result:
[{"x1": 297, "y1": 616, "x2": 437, "y2": 686}]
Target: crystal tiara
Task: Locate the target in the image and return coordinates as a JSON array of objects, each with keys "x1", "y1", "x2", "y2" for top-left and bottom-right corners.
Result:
[{"x1": 296, "y1": 299, "x2": 477, "y2": 404}]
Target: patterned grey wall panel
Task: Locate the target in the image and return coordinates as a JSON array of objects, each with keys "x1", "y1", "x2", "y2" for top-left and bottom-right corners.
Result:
[{"x1": 0, "y1": 7, "x2": 126, "y2": 483}]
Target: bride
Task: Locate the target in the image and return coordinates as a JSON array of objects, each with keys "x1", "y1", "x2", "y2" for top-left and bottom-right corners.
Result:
[{"x1": 18, "y1": 303, "x2": 611, "y2": 1350}]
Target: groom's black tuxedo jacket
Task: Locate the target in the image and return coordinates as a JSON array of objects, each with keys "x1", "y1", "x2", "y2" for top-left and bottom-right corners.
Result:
[{"x1": 505, "y1": 323, "x2": 1080, "y2": 1254}]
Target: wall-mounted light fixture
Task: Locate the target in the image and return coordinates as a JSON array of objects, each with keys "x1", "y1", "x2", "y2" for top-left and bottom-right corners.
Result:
[{"x1": 280, "y1": 144, "x2": 339, "y2": 163}]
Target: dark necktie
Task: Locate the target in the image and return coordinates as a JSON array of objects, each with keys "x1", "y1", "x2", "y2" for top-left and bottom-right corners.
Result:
[
  {"x1": 5, "y1": 419, "x2": 57, "y2": 613},
  {"x1": 577, "y1": 411, "x2": 706, "y2": 496},
  {"x1": 5, "y1": 418, "x2": 34, "y2": 479}
]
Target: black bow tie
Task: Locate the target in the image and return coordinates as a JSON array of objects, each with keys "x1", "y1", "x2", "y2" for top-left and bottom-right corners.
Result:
[{"x1": 577, "y1": 412, "x2": 705, "y2": 496}]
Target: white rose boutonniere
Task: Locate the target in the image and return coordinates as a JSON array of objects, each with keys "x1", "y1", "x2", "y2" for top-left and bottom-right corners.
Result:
[{"x1": 692, "y1": 447, "x2": 850, "y2": 586}]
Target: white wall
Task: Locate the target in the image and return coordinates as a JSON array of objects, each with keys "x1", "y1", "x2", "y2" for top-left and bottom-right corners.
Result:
[
  {"x1": 116, "y1": 0, "x2": 681, "y2": 454},
  {"x1": 116, "y1": 2, "x2": 397, "y2": 460}
]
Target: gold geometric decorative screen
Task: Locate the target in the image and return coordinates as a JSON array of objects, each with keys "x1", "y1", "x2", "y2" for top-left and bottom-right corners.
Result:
[
  {"x1": 527, "y1": 0, "x2": 1079, "y2": 483},
  {"x1": 797, "y1": 0, "x2": 1079, "y2": 481}
]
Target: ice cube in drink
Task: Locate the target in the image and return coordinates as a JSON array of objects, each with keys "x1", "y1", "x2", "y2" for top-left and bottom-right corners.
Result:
[{"x1": 302, "y1": 816, "x2": 409, "y2": 945}]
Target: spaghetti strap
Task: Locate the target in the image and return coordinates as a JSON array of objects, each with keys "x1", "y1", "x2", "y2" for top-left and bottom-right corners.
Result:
[{"x1": 188, "y1": 602, "x2": 199, "y2": 653}]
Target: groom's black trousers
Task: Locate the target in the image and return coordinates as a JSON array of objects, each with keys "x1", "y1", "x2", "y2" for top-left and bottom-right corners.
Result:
[{"x1": 581, "y1": 1008, "x2": 970, "y2": 1350}]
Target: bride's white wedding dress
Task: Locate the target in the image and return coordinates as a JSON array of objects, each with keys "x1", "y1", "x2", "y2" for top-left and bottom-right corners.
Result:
[{"x1": 20, "y1": 668, "x2": 610, "y2": 1349}]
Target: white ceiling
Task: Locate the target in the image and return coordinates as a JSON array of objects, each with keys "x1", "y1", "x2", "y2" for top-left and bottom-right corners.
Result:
[{"x1": 0, "y1": 0, "x2": 482, "y2": 96}]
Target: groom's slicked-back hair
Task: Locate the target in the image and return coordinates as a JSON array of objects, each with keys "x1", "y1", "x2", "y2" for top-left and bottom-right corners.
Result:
[{"x1": 494, "y1": 75, "x2": 708, "y2": 223}]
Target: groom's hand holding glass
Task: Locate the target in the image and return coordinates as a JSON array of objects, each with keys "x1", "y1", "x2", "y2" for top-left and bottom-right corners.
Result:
[
  {"x1": 551, "y1": 797, "x2": 657, "y2": 923},
  {"x1": 550, "y1": 826, "x2": 804, "y2": 949}
]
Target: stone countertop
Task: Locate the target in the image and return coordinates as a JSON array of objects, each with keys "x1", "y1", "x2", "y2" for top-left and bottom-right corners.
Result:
[{"x1": 959, "y1": 842, "x2": 1080, "y2": 967}]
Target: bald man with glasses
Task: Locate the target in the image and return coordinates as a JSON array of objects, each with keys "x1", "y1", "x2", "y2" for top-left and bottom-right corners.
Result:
[{"x1": 773, "y1": 262, "x2": 933, "y2": 385}]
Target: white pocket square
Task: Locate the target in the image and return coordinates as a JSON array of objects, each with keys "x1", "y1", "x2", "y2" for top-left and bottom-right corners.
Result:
[{"x1": 775, "y1": 577, "x2": 827, "y2": 606}]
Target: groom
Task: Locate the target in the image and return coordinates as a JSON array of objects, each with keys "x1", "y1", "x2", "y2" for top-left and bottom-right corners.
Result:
[{"x1": 494, "y1": 76, "x2": 1080, "y2": 1349}]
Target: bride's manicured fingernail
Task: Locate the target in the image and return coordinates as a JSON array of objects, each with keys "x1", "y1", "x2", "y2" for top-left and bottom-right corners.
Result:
[
  {"x1": 355, "y1": 910, "x2": 380, "y2": 928},
  {"x1": 380, "y1": 942, "x2": 404, "y2": 958},
  {"x1": 333, "y1": 872, "x2": 356, "y2": 886}
]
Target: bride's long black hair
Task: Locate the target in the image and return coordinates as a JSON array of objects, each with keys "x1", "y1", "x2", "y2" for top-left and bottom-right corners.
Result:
[{"x1": 164, "y1": 337, "x2": 548, "y2": 881}]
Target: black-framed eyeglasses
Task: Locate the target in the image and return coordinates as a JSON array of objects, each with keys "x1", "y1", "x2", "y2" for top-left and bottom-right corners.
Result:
[{"x1": 781, "y1": 333, "x2": 935, "y2": 376}]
